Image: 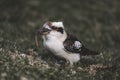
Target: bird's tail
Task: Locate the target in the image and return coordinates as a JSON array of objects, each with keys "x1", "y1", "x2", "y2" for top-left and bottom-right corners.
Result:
[{"x1": 80, "y1": 46, "x2": 99, "y2": 56}]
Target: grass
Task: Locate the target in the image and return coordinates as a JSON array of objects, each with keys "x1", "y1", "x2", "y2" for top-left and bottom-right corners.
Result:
[{"x1": 0, "y1": 0, "x2": 120, "y2": 80}]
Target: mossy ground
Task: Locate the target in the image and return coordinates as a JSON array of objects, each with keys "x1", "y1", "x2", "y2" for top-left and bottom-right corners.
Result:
[{"x1": 0, "y1": 0, "x2": 120, "y2": 80}]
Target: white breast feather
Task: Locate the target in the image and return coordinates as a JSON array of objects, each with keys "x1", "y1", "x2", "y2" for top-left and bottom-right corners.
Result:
[{"x1": 43, "y1": 37, "x2": 80, "y2": 65}]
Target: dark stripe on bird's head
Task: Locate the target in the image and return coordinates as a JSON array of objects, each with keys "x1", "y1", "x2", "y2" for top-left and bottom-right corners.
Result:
[{"x1": 47, "y1": 22, "x2": 64, "y2": 34}]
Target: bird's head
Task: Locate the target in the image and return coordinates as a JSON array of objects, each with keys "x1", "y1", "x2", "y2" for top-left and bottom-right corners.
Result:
[
  {"x1": 39, "y1": 22, "x2": 64, "y2": 35},
  {"x1": 35, "y1": 21, "x2": 66, "y2": 47},
  {"x1": 38, "y1": 22, "x2": 66, "y2": 38}
]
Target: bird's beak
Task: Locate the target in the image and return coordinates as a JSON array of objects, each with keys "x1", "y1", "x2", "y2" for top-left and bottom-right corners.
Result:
[
  {"x1": 35, "y1": 27, "x2": 51, "y2": 47},
  {"x1": 38, "y1": 27, "x2": 51, "y2": 35}
]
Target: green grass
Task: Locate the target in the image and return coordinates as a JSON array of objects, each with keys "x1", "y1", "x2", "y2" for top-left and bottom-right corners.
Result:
[{"x1": 0, "y1": 0, "x2": 120, "y2": 80}]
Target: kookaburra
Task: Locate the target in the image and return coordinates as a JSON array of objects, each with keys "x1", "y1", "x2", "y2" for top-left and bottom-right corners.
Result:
[{"x1": 36, "y1": 22, "x2": 98, "y2": 65}]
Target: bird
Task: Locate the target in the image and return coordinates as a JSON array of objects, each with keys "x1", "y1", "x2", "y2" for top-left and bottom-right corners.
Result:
[{"x1": 35, "y1": 21, "x2": 99, "y2": 66}]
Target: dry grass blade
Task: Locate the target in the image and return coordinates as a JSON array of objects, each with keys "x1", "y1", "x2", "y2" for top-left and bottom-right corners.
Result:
[{"x1": 35, "y1": 31, "x2": 39, "y2": 47}]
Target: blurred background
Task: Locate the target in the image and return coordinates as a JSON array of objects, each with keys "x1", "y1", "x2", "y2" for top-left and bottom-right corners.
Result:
[
  {"x1": 0, "y1": 0, "x2": 120, "y2": 50},
  {"x1": 0, "y1": 0, "x2": 120, "y2": 80}
]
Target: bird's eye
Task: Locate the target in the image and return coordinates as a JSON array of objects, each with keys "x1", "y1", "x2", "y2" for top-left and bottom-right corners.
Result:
[
  {"x1": 57, "y1": 27, "x2": 63, "y2": 34},
  {"x1": 51, "y1": 26, "x2": 57, "y2": 30},
  {"x1": 51, "y1": 26, "x2": 55, "y2": 28}
]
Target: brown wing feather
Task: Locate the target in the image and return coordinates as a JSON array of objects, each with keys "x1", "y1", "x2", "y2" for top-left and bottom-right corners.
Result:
[
  {"x1": 63, "y1": 34, "x2": 99, "y2": 55},
  {"x1": 63, "y1": 34, "x2": 81, "y2": 53}
]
